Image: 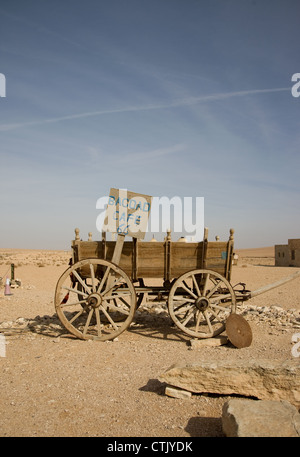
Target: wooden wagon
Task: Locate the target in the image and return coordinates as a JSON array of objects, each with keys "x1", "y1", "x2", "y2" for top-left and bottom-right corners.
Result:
[{"x1": 54, "y1": 227, "x2": 238, "y2": 341}]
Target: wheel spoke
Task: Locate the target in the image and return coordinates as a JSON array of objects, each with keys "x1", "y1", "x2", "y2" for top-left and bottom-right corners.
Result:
[
  {"x1": 203, "y1": 309, "x2": 213, "y2": 334},
  {"x1": 95, "y1": 308, "x2": 102, "y2": 337},
  {"x1": 103, "y1": 298, "x2": 130, "y2": 315},
  {"x1": 174, "y1": 302, "x2": 194, "y2": 314},
  {"x1": 210, "y1": 293, "x2": 232, "y2": 303},
  {"x1": 180, "y1": 282, "x2": 198, "y2": 299},
  {"x1": 72, "y1": 269, "x2": 92, "y2": 295},
  {"x1": 100, "y1": 305, "x2": 119, "y2": 330},
  {"x1": 202, "y1": 273, "x2": 210, "y2": 296},
  {"x1": 206, "y1": 280, "x2": 221, "y2": 299},
  {"x1": 60, "y1": 299, "x2": 87, "y2": 308},
  {"x1": 172, "y1": 296, "x2": 195, "y2": 303},
  {"x1": 102, "y1": 276, "x2": 125, "y2": 296},
  {"x1": 211, "y1": 303, "x2": 232, "y2": 312},
  {"x1": 89, "y1": 263, "x2": 96, "y2": 292},
  {"x1": 195, "y1": 311, "x2": 202, "y2": 332},
  {"x1": 83, "y1": 308, "x2": 94, "y2": 336},
  {"x1": 117, "y1": 296, "x2": 132, "y2": 310},
  {"x1": 192, "y1": 274, "x2": 201, "y2": 296},
  {"x1": 96, "y1": 265, "x2": 111, "y2": 294},
  {"x1": 62, "y1": 285, "x2": 89, "y2": 297},
  {"x1": 182, "y1": 309, "x2": 195, "y2": 327},
  {"x1": 104, "y1": 291, "x2": 132, "y2": 301},
  {"x1": 209, "y1": 307, "x2": 225, "y2": 323},
  {"x1": 69, "y1": 308, "x2": 85, "y2": 324}
]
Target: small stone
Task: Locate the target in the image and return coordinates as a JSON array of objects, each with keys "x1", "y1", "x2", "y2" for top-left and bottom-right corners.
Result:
[
  {"x1": 165, "y1": 386, "x2": 192, "y2": 399},
  {"x1": 189, "y1": 336, "x2": 228, "y2": 349}
]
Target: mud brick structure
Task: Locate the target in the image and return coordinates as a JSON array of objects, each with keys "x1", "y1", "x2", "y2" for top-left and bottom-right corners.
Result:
[{"x1": 275, "y1": 239, "x2": 300, "y2": 267}]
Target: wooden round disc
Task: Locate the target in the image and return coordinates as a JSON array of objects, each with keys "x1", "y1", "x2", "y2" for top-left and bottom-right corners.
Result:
[{"x1": 226, "y1": 314, "x2": 253, "y2": 348}]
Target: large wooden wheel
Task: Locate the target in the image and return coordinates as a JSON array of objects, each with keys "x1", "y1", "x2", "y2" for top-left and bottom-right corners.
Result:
[
  {"x1": 55, "y1": 258, "x2": 136, "y2": 341},
  {"x1": 168, "y1": 269, "x2": 236, "y2": 338}
]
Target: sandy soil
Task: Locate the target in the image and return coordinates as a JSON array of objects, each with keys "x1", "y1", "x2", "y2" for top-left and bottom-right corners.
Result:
[{"x1": 0, "y1": 245, "x2": 299, "y2": 438}]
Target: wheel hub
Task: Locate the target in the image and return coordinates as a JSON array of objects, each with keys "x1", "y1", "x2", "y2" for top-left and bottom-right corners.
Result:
[
  {"x1": 195, "y1": 296, "x2": 209, "y2": 311},
  {"x1": 87, "y1": 293, "x2": 102, "y2": 309}
]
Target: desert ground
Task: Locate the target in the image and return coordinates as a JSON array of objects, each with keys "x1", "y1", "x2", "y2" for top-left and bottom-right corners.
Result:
[{"x1": 0, "y1": 244, "x2": 299, "y2": 437}]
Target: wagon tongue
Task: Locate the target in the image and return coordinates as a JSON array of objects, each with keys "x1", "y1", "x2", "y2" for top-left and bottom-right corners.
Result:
[{"x1": 247, "y1": 270, "x2": 300, "y2": 299}]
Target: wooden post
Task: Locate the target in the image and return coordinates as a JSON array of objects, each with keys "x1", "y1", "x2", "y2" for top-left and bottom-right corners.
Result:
[
  {"x1": 202, "y1": 227, "x2": 209, "y2": 269},
  {"x1": 75, "y1": 228, "x2": 80, "y2": 241},
  {"x1": 225, "y1": 228, "x2": 235, "y2": 280},
  {"x1": 106, "y1": 234, "x2": 126, "y2": 289},
  {"x1": 111, "y1": 234, "x2": 126, "y2": 265},
  {"x1": 164, "y1": 230, "x2": 172, "y2": 282},
  {"x1": 11, "y1": 264, "x2": 15, "y2": 281},
  {"x1": 132, "y1": 238, "x2": 138, "y2": 282},
  {"x1": 101, "y1": 231, "x2": 107, "y2": 260}
]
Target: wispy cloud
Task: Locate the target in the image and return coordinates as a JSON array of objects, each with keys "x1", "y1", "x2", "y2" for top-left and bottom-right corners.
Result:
[
  {"x1": 0, "y1": 87, "x2": 290, "y2": 132},
  {"x1": 119, "y1": 143, "x2": 186, "y2": 163}
]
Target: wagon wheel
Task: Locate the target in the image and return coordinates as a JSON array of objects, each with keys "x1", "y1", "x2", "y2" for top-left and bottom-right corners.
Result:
[
  {"x1": 55, "y1": 258, "x2": 136, "y2": 341},
  {"x1": 168, "y1": 269, "x2": 236, "y2": 338}
]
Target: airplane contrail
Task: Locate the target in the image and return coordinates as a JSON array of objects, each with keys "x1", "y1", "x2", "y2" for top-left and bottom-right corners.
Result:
[{"x1": 0, "y1": 87, "x2": 290, "y2": 132}]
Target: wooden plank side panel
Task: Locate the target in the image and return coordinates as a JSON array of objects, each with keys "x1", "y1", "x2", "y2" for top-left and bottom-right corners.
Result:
[
  {"x1": 74, "y1": 241, "x2": 103, "y2": 261},
  {"x1": 170, "y1": 243, "x2": 203, "y2": 278},
  {"x1": 72, "y1": 238, "x2": 233, "y2": 280},
  {"x1": 136, "y1": 242, "x2": 165, "y2": 277},
  {"x1": 105, "y1": 241, "x2": 133, "y2": 276},
  {"x1": 205, "y1": 242, "x2": 228, "y2": 277}
]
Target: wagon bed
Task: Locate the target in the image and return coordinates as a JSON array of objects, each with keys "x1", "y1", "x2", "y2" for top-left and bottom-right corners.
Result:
[{"x1": 72, "y1": 228, "x2": 235, "y2": 282}]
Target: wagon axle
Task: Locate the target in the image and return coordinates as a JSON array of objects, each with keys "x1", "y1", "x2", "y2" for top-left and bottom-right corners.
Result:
[
  {"x1": 87, "y1": 293, "x2": 102, "y2": 309},
  {"x1": 195, "y1": 296, "x2": 210, "y2": 311}
]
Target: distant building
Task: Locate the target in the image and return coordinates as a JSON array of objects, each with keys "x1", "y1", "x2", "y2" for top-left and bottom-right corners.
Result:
[{"x1": 275, "y1": 239, "x2": 300, "y2": 267}]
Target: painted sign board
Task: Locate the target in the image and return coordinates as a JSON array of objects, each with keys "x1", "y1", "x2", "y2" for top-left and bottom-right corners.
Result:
[{"x1": 103, "y1": 188, "x2": 152, "y2": 239}]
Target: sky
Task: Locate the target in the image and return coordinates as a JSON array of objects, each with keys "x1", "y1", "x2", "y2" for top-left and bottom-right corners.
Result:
[{"x1": 0, "y1": 0, "x2": 299, "y2": 250}]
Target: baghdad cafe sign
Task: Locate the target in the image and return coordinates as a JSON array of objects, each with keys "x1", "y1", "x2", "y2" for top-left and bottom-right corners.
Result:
[{"x1": 103, "y1": 188, "x2": 152, "y2": 239}]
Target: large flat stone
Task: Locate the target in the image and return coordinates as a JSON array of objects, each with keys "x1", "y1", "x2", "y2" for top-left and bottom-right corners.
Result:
[
  {"x1": 159, "y1": 359, "x2": 300, "y2": 407},
  {"x1": 222, "y1": 399, "x2": 300, "y2": 437}
]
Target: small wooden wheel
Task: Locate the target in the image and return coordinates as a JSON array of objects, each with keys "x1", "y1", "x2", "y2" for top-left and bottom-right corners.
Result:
[
  {"x1": 168, "y1": 269, "x2": 236, "y2": 338},
  {"x1": 55, "y1": 258, "x2": 136, "y2": 341}
]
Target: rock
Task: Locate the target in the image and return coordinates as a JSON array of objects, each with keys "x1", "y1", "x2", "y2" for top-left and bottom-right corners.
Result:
[
  {"x1": 189, "y1": 336, "x2": 228, "y2": 349},
  {"x1": 165, "y1": 386, "x2": 192, "y2": 399},
  {"x1": 158, "y1": 359, "x2": 300, "y2": 407},
  {"x1": 222, "y1": 399, "x2": 300, "y2": 437},
  {"x1": 15, "y1": 317, "x2": 28, "y2": 325}
]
